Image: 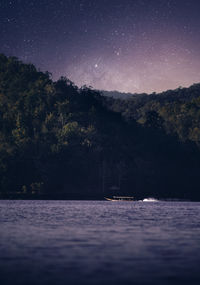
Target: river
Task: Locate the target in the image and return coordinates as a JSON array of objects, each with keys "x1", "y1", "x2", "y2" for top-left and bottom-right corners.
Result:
[{"x1": 0, "y1": 200, "x2": 200, "y2": 285}]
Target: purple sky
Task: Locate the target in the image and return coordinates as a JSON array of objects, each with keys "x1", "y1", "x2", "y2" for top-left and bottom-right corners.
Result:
[{"x1": 1, "y1": 0, "x2": 200, "y2": 93}]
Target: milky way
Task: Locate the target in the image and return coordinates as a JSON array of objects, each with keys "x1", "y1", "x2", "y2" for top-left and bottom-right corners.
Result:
[{"x1": 1, "y1": 0, "x2": 200, "y2": 93}]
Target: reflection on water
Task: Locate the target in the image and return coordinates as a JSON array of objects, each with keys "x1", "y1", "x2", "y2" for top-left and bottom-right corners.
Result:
[{"x1": 0, "y1": 200, "x2": 200, "y2": 285}]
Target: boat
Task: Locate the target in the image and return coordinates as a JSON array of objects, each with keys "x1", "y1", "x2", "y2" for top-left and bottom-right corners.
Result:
[{"x1": 105, "y1": 196, "x2": 134, "y2": 201}]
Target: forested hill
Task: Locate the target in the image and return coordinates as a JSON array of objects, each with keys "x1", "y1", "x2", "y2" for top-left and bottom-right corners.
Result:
[
  {"x1": 102, "y1": 90, "x2": 137, "y2": 99},
  {"x1": 0, "y1": 54, "x2": 200, "y2": 200},
  {"x1": 104, "y1": 83, "x2": 200, "y2": 144},
  {"x1": 103, "y1": 84, "x2": 200, "y2": 101}
]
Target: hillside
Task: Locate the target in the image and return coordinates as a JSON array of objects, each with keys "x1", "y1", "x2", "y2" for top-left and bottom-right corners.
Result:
[
  {"x1": 0, "y1": 54, "x2": 200, "y2": 200},
  {"x1": 104, "y1": 84, "x2": 200, "y2": 144},
  {"x1": 102, "y1": 90, "x2": 139, "y2": 99}
]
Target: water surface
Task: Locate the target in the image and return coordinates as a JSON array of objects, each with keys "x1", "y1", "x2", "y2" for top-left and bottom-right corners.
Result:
[{"x1": 0, "y1": 200, "x2": 200, "y2": 285}]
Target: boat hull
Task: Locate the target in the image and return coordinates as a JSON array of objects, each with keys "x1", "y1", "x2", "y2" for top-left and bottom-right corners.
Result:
[{"x1": 104, "y1": 197, "x2": 134, "y2": 201}]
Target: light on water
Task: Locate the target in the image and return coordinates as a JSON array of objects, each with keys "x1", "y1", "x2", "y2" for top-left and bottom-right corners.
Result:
[
  {"x1": 0, "y1": 200, "x2": 200, "y2": 285},
  {"x1": 142, "y1": 198, "x2": 159, "y2": 202}
]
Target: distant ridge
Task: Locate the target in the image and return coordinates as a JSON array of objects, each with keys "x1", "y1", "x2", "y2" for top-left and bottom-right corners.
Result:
[
  {"x1": 101, "y1": 90, "x2": 139, "y2": 99},
  {"x1": 101, "y1": 83, "x2": 200, "y2": 101}
]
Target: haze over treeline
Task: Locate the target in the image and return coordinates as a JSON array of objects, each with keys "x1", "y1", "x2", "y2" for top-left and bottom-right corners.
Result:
[{"x1": 0, "y1": 54, "x2": 200, "y2": 200}]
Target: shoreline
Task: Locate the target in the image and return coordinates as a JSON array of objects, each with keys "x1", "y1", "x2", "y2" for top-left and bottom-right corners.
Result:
[{"x1": 0, "y1": 193, "x2": 196, "y2": 202}]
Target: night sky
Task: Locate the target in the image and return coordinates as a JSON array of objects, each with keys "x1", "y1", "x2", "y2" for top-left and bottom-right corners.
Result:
[{"x1": 1, "y1": 0, "x2": 200, "y2": 93}]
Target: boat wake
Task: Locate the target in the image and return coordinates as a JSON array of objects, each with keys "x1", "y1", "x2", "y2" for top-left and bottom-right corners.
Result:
[{"x1": 142, "y1": 198, "x2": 159, "y2": 202}]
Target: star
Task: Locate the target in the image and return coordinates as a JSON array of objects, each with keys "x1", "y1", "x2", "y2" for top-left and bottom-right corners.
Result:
[
  {"x1": 114, "y1": 51, "x2": 120, "y2": 56},
  {"x1": 1, "y1": 0, "x2": 199, "y2": 94}
]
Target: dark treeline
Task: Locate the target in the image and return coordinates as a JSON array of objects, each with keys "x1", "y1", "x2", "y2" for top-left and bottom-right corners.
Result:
[
  {"x1": 105, "y1": 84, "x2": 200, "y2": 144},
  {"x1": 0, "y1": 54, "x2": 200, "y2": 200}
]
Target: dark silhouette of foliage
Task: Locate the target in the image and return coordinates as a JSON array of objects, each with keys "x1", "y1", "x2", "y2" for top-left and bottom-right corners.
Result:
[
  {"x1": 105, "y1": 84, "x2": 200, "y2": 145},
  {"x1": 0, "y1": 54, "x2": 200, "y2": 200}
]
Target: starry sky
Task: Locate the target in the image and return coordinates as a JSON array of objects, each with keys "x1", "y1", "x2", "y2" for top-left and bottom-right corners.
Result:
[{"x1": 1, "y1": 0, "x2": 200, "y2": 93}]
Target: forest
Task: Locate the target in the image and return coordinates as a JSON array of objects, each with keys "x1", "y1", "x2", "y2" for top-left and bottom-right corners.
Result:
[{"x1": 0, "y1": 54, "x2": 200, "y2": 200}]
